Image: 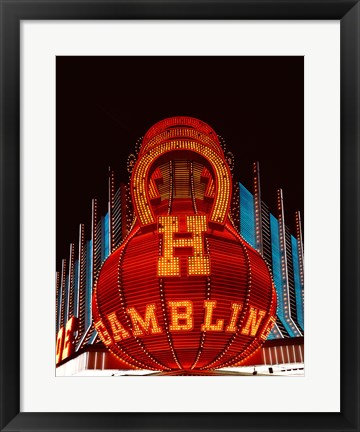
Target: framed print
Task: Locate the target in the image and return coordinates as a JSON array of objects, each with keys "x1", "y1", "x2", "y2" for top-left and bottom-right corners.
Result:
[
  {"x1": 0, "y1": 1, "x2": 359, "y2": 431},
  {"x1": 55, "y1": 56, "x2": 304, "y2": 378}
]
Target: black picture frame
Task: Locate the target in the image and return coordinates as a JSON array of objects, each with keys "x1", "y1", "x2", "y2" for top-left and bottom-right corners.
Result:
[{"x1": 1, "y1": 1, "x2": 359, "y2": 431}]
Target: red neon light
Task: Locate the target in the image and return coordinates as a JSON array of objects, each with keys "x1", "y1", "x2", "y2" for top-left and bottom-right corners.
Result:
[{"x1": 92, "y1": 117, "x2": 276, "y2": 371}]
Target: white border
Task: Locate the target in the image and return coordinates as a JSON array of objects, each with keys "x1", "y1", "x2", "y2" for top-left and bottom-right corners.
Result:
[{"x1": 21, "y1": 21, "x2": 340, "y2": 412}]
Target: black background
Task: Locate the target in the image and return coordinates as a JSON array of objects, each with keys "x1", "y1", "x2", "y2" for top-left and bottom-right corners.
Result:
[{"x1": 56, "y1": 56, "x2": 304, "y2": 270}]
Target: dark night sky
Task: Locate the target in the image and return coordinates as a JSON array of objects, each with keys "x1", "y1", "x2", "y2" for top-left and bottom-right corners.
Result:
[{"x1": 56, "y1": 56, "x2": 304, "y2": 270}]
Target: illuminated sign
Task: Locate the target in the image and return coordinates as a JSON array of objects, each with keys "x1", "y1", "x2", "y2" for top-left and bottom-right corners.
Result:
[
  {"x1": 56, "y1": 316, "x2": 78, "y2": 365},
  {"x1": 92, "y1": 116, "x2": 277, "y2": 371},
  {"x1": 95, "y1": 301, "x2": 274, "y2": 339},
  {"x1": 158, "y1": 215, "x2": 210, "y2": 277}
]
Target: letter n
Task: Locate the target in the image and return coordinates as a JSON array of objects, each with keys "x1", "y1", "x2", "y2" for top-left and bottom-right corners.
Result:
[{"x1": 241, "y1": 307, "x2": 266, "y2": 337}]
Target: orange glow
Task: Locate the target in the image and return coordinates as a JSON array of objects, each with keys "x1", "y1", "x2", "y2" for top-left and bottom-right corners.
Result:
[
  {"x1": 126, "y1": 304, "x2": 163, "y2": 336},
  {"x1": 226, "y1": 302, "x2": 243, "y2": 332},
  {"x1": 260, "y1": 315, "x2": 277, "y2": 340},
  {"x1": 168, "y1": 301, "x2": 193, "y2": 331},
  {"x1": 94, "y1": 320, "x2": 112, "y2": 346},
  {"x1": 56, "y1": 327, "x2": 64, "y2": 365},
  {"x1": 92, "y1": 117, "x2": 277, "y2": 371},
  {"x1": 131, "y1": 139, "x2": 232, "y2": 228},
  {"x1": 107, "y1": 312, "x2": 130, "y2": 341},
  {"x1": 56, "y1": 318, "x2": 78, "y2": 364},
  {"x1": 158, "y1": 215, "x2": 210, "y2": 277},
  {"x1": 201, "y1": 300, "x2": 224, "y2": 331},
  {"x1": 241, "y1": 307, "x2": 266, "y2": 337}
]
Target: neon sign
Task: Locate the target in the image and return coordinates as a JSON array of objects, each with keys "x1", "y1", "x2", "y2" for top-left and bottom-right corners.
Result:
[
  {"x1": 95, "y1": 301, "x2": 274, "y2": 340},
  {"x1": 92, "y1": 117, "x2": 277, "y2": 371},
  {"x1": 56, "y1": 316, "x2": 78, "y2": 365},
  {"x1": 158, "y1": 215, "x2": 210, "y2": 277}
]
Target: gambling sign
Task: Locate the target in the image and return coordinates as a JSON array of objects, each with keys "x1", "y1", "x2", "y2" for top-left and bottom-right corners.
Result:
[{"x1": 92, "y1": 117, "x2": 277, "y2": 371}]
